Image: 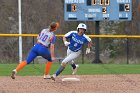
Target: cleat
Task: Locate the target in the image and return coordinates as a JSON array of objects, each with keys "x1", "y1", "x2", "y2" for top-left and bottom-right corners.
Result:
[
  {"x1": 51, "y1": 74, "x2": 56, "y2": 81},
  {"x1": 72, "y1": 64, "x2": 79, "y2": 75},
  {"x1": 44, "y1": 74, "x2": 51, "y2": 79},
  {"x1": 11, "y1": 70, "x2": 16, "y2": 79}
]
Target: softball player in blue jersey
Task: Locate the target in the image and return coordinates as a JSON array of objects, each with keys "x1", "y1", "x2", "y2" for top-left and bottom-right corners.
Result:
[
  {"x1": 51, "y1": 23, "x2": 92, "y2": 81},
  {"x1": 11, "y1": 22, "x2": 59, "y2": 79}
]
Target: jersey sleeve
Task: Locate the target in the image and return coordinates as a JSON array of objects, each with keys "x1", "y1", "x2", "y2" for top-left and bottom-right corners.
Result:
[
  {"x1": 64, "y1": 31, "x2": 77, "y2": 38},
  {"x1": 84, "y1": 34, "x2": 92, "y2": 43},
  {"x1": 50, "y1": 34, "x2": 56, "y2": 44}
]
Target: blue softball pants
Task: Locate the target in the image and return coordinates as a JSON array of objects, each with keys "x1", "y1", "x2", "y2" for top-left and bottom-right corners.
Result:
[{"x1": 26, "y1": 43, "x2": 52, "y2": 64}]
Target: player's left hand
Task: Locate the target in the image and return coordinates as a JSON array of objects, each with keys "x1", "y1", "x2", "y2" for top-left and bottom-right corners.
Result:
[
  {"x1": 86, "y1": 48, "x2": 90, "y2": 54},
  {"x1": 52, "y1": 57, "x2": 56, "y2": 62}
]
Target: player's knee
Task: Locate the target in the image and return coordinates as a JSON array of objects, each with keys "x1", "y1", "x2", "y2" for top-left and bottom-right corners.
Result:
[
  {"x1": 25, "y1": 59, "x2": 32, "y2": 64},
  {"x1": 46, "y1": 56, "x2": 52, "y2": 62},
  {"x1": 26, "y1": 61, "x2": 30, "y2": 64},
  {"x1": 61, "y1": 62, "x2": 67, "y2": 67},
  {"x1": 48, "y1": 58, "x2": 52, "y2": 62}
]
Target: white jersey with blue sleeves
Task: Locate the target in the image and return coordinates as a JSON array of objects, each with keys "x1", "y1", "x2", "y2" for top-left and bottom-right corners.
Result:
[
  {"x1": 37, "y1": 28, "x2": 56, "y2": 47},
  {"x1": 64, "y1": 31, "x2": 91, "y2": 52}
]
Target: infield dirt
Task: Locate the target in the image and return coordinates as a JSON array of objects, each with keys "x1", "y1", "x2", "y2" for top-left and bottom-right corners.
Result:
[{"x1": 0, "y1": 74, "x2": 140, "y2": 93}]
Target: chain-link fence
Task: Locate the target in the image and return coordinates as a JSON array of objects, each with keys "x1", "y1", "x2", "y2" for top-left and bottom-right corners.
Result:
[
  {"x1": 0, "y1": 35, "x2": 140, "y2": 64},
  {"x1": 0, "y1": 0, "x2": 140, "y2": 64}
]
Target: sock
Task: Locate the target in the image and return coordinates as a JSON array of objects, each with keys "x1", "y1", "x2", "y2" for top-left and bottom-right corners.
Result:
[
  {"x1": 15, "y1": 60, "x2": 27, "y2": 72},
  {"x1": 71, "y1": 63, "x2": 76, "y2": 69},
  {"x1": 45, "y1": 61, "x2": 52, "y2": 75},
  {"x1": 56, "y1": 66, "x2": 65, "y2": 76}
]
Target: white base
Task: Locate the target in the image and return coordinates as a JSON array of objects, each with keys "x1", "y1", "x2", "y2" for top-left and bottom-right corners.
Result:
[{"x1": 62, "y1": 78, "x2": 80, "y2": 82}]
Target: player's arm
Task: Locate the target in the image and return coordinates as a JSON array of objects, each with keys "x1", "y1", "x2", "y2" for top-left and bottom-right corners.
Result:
[
  {"x1": 37, "y1": 35, "x2": 39, "y2": 40},
  {"x1": 63, "y1": 36, "x2": 67, "y2": 43},
  {"x1": 84, "y1": 35, "x2": 92, "y2": 54},
  {"x1": 50, "y1": 35, "x2": 56, "y2": 61},
  {"x1": 50, "y1": 43, "x2": 55, "y2": 60},
  {"x1": 86, "y1": 41, "x2": 92, "y2": 54},
  {"x1": 63, "y1": 36, "x2": 70, "y2": 46},
  {"x1": 37, "y1": 33, "x2": 40, "y2": 40},
  {"x1": 87, "y1": 41, "x2": 92, "y2": 48},
  {"x1": 63, "y1": 31, "x2": 75, "y2": 46}
]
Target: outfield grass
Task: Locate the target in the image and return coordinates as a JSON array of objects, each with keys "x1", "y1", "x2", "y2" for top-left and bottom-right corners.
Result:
[{"x1": 0, "y1": 63, "x2": 140, "y2": 76}]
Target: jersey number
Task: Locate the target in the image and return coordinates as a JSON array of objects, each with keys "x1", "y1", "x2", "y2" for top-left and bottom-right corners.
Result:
[{"x1": 39, "y1": 33, "x2": 48, "y2": 42}]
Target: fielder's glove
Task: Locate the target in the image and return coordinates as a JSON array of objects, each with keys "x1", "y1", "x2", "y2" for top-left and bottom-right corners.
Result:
[
  {"x1": 64, "y1": 41, "x2": 70, "y2": 46},
  {"x1": 86, "y1": 48, "x2": 91, "y2": 54}
]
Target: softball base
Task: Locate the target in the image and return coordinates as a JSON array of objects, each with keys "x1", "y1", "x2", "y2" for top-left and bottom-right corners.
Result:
[{"x1": 62, "y1": 78, "x2": 80, "y2": 82}]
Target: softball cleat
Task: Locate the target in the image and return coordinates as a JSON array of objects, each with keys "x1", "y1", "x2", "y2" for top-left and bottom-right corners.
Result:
[
  {"x1": 72, "y1": 64, "x2": 79, "y2": 75},
  {"x1": 44, "y1": 74, "x2": 51, "y2": 79},
  {"x1": 51, "y1": 74, "x2": 56, "y2": 81},
  {"x1": 11, "y1": 70, "x2": 16, "y2": 79}
]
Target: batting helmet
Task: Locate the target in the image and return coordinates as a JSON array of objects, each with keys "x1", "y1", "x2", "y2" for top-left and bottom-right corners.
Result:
[{"x1": 77, "y1": 23, "x2": 87, "y2": 31}]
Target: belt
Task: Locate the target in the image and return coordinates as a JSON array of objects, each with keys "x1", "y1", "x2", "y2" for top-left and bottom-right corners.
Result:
[
  {"x1": 37, "y1": 42, "x2": 48, "y2": 48},
  {"x1": 69, "y1": 48, "x2": 79, "y2": 52}
]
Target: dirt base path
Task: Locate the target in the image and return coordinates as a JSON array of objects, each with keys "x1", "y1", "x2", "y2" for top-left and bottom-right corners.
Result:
[{"x1": 0, "y1": 74, "x2": 140, "y2": 93}]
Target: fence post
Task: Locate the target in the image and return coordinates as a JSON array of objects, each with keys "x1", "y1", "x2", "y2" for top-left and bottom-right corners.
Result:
[
  {"x1": 92, "y1": 21, "x2": 102, "y2": 64},
  {"x1": 81, "y1": 46, "x2": 84, "y2": 64},
  {"x1": 33, "y1": 36, "x2": 35, "y2": 64},
  {"x1": 126, "y1": 38, "x2": 129, "y2": 64}
]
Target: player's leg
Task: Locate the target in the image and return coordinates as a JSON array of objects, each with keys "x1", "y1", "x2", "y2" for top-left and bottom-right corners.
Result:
[
  {"x1": 66, "y1": 48, "x2": 79, "y2": 74},
  {"x1": 11, "y1": 60, "x2": 27, "y2": 79},
  {"x1": 40, "y1": 47, "x2": 52, "y2": 79},
  {"x1": 51, "y1": 50, "x2": 81, "y2": 81},
  {"x1": 71, "y1": 60, "x2": 76, "y2": 69},
  {"x1": 43, "y1": 60, "x2": 52, "y2": 79},
  {"x1": 51, "y1": 62, "x2": 66, "y2": 81},
  {"x1": 71, "y1": 60, "x2": 79, "y2": 75},
  {"x1": 11, "y1": 47, "x2": 38, "y2": 79},
  {"x1": 43, "y1": 61, "x2": 52, "y2": 79}
]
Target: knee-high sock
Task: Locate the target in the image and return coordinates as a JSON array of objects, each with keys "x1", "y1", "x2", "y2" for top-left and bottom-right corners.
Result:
[
  {"x1": 56, "y1": 66, "x2": 65, "y2": 76},
  {"x1": 15, "y1": 60, "x2": 27, "y2": 72},
  {"x1": 71, "y1": 63, "x2": 76, "y2": 69},
  {"x1": 45, "y1": 61, "x2": 52, "y2": 75}
]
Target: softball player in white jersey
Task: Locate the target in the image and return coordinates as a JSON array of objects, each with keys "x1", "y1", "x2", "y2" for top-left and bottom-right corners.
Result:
[
  {"x1": 51, "y1": 23, "x2": 92, "y2": 81},
  {"x1": 11, "y1": 22, "x2": 59, "y2": 79}
]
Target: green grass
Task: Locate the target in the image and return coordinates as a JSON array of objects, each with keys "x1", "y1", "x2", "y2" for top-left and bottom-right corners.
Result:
[{"x1": 0, "y1": 63, "x2": 140, "y2": 76}]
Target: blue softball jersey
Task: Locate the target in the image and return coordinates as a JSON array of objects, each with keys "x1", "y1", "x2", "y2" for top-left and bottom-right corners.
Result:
[{"x1": 64, "y1": 31, "x2": 91, "y2": 52}]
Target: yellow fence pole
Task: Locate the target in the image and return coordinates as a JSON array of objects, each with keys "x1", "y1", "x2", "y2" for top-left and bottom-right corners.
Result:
[{"x1": 0, "y1": 34, "x2": 140, "y2": 38}]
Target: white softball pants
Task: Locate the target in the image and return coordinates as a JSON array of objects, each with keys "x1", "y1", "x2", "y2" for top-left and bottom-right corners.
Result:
[{"x1": 62, "y1": 48, "x2": 81, "y2": 64}]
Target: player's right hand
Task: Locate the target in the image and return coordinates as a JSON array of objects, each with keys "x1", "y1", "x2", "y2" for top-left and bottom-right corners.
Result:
[{"x1": 64, "y1": 41, "x2": 70, "y2": 46}]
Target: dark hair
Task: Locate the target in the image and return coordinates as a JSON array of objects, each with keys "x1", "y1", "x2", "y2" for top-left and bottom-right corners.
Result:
[{"x1": 50, "y1": 22, "x2": 59, "y2": 31}]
